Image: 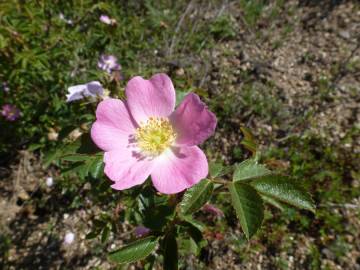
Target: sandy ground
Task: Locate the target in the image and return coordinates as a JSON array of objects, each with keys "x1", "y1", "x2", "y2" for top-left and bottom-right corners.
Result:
[{"x1": 1, "y1": 1, "x2": 359, "y2": 269}]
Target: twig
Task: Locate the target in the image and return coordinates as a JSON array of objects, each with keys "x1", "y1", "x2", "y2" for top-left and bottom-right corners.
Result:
[
  {"x1": 168, "y1": 0, "x2": 195, "y2": 57},
  {"x1": 318, "y1": 202, "x2": 359, "y2": 209},
  {"x1": 10, "y1": 154, "x2": 23, "y2": 205},
  {"x1": 210, "y1": 178, "x2": 229, "y2": 185},
  {"x1": 198, "y1": 0, "x2": 230, "y2": 88},
  {"x1": 331, "y1": 37, "x2": 360, "y2": 86}
]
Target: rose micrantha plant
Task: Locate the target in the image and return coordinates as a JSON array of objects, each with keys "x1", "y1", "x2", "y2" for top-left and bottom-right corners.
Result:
[{"x1": 54, "y1": 73, "x2": 314, "y2": 269}]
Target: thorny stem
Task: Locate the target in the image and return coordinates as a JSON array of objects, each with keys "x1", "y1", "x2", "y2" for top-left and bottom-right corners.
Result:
[{"x1": 209, "y1": 178, "x2": 228, "y2": 185}]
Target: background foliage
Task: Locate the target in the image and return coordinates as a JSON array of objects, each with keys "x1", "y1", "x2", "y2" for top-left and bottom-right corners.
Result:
[{"x1": 1, "y1": 0, "x2": 359, "y2": 269}]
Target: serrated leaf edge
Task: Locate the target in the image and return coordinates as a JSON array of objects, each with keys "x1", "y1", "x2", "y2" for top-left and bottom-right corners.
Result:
[
  {"x1": 108, "y1": 236, "x2": 158, "y2": 264},
  {"x1": 251, "y1": 176, "x2": 316, "y2": 213},
  {"x1": 180, "y1": 180, "x2": 213, "y2": 215},
  {"x1": 228, "y1": 183, "x2": 264, "y2": 240}
]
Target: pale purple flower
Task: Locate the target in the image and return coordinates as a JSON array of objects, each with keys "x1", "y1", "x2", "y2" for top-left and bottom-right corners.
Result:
[
  {"x1": 64, "y1": 232, "x2": 75, "y2": 244},
  {"x1": 97, "y1": 55, "x2": 121, "y2": 74},
  {"x1": 66, "y1": 81, "x2": 104, "y2": 102},
  {"x1": 2, "y1": 82, "x2": 10, "y2": 92},
  {"x1": 1, "y1": 104, "x2": 20, "y2": 121},
  {"x1": 134, "y1": 226, "x2": 151, "y2": 238},
  {"x1": 202, "y1": 204, "x2": 224, "y2": 217},
  {"x1": 99, "y1": 15, "x2": 116, "y2": 25}
]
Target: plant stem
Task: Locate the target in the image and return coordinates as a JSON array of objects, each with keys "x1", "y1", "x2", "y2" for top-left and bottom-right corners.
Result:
[{"x1": 210, "y1": 178, "x2": 228, "y2": 185}]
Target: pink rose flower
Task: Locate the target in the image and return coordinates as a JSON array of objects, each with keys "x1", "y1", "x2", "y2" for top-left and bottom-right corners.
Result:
[{"x1": 91, "y1": 73, "x2": 216, "y2": 194}]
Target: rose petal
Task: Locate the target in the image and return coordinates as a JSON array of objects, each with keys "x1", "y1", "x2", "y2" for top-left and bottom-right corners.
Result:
[
  {"x1": 91, "y1": 99, "x2": 137, "y2": 151},
  {"x1": 104, "y1": 148, "x2": 154, "y2": 190},
  {"x1": 125, "y1": 73, "x2": 176, "y2": 124},
  {"x1": 170, "y1": 93, "x2": 216, "y2": 146},
  {"x1": 151, "y1": 146, "x2": 208, "y2": 194}
]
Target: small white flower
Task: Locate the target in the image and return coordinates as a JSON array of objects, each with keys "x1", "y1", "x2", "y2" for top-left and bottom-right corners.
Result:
[
  {"x1": 66, "y1": 81, "x2": 104, "y2": 102},
  {"x1": 99, "y1": 15, "x2": 116, "y2": 25},
  {"x1": 47, "y1": 128, "x2": 59, "y2": 141},
  {"x1": 46, "y1": 177, "x2": 54, "y2": 187},
  {"x1": 64, "y1": 232, "x2": 75, "y2": 244},
  {"x1": 2, "y1": 82, "x2": 10, "y2": 92},
  {"x1": 59, "y1": 13, "x2": 73, "y2": 25},
  {"x1": 68, "y1": 128, "x2": 83, "y2": 141}
]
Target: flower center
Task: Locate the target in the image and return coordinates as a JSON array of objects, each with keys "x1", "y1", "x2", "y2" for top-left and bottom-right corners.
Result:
[{"x1": 135, "y1": 117, "x2": 176, "y2": 156}]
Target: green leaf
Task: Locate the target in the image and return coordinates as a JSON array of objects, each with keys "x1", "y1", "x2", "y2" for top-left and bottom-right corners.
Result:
[
  {"x1": 62, "y1": 162, "x2": 86, "y2": 178},
  {"x1": 260, "y1": 194, "x2": 286, "y2": 211},
  {"x1": 251, "y1": 175, "x2": 315, "y2": 212},
  {"x1": 144, "y1": 255, "x2": 156, "y2": 270},
  {"x1": 143, "y1": 205, "x2": 175, "y2": 231},
  {"x1": 108, "y1": 236, "x2": 158, "y2": 264},
  {"x1": 101, "y1": 226, "x2": 110, "y2": 243},
  {"x1": 228, "y1": 182, "x2": 264, "y2": 239},
  {"x1": 182, "y1": 216, "x2": 205, "y2": 232},
  {"x1": 209, "y1": 162, "x2": 223, "y2": 178},
  {"x1": 180, "y1": 179, "x2": 214, "y2": 215},
  {"x1": 78, "y1": 163, "x2": 90, "y2": 179},
  {"x1": 241, "y1": 140, "x2": 257, "y2": 154},
  {"x1": 233, "y1": 159, "x2": 271, "y2": 182},
  {"x1": 181, "y1": 221, "x2": 203, "y2": 243},
  {"x1": 181, "y1": 238, "x2": 200, "y2": 256},
  {"x1": 209, "y1": 162, "x2": 232, "y2": 178},
  {"x1": 88, "y1": 155, "x2": 104, "y2": 178},
  {"x1": 28, "y1": 143, "x2": 43, "y2": 151},
  {"x1": 62, "y1": 154, "x2": 90, "y2": 162},
  {"x1": 240, "y1": 127, "x2": 257, "y2": 154},
  {"x1": 163, "y1": 232, "x2": 178, "y2": 270},
  {"x1": 175, "y1": 90, "x2": 189, "y2": 106},
  {"x1": 181, "y1": 220, "x2": 207, "y2": 255},
  {"x1": 43, "y1": 149, "x2": 61, "y2": 168},
  {"x1": 138, "y1": 188, "x2": 175, "y2": 231},
  {"x1": 86, "y1": 229, "x2": 101, "y2": 240}
]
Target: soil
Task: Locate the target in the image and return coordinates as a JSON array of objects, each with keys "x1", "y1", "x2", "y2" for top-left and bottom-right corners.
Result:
[{"x1": 1, "y1": 1, "x2": 359, "y2": 269}]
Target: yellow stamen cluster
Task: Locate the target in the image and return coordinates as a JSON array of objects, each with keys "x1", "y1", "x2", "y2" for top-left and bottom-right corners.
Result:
[{"x1": 135, "y1": 117, "x2": 176, "y2": 156}]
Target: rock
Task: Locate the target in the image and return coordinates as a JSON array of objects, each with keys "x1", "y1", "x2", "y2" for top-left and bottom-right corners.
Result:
[{"x1": 339, "y1": 30, "x2": 351, "y2": 39}]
